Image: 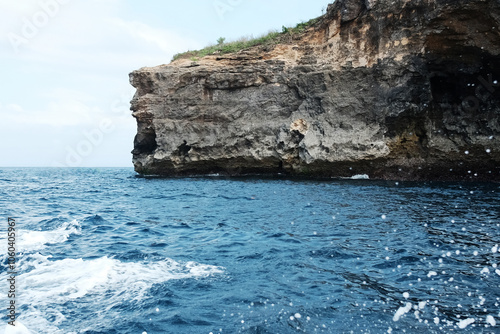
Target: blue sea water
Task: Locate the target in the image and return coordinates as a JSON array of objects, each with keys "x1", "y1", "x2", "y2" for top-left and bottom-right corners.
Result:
[{"x1": 0, "y1": 168, "x2": 499, "y2": 333}]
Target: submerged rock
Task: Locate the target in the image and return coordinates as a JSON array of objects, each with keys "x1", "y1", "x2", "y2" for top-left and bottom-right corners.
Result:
[{"x1": 130, "y1": 0, "x2": 500, "y2": 180}]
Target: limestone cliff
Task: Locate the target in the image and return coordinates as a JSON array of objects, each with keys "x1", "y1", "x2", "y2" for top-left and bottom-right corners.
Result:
[{"x1": 130, "y1": 0, "x2": 500, "y2": 180}]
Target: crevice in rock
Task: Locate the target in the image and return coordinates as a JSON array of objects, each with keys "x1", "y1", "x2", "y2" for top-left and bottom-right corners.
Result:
[{"x1": 177, "y1": 140, "x2": 192, "y2": 157}]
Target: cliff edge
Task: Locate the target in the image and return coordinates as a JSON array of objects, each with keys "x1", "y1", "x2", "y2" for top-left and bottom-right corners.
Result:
[{"x1": 130, "y1": 0, "x2": 500, "y2": 180}]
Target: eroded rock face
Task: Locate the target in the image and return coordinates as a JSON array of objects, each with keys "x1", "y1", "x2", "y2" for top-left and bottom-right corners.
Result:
[{"x1": 130, "y1": 0, "x2": 500, "y2": 180}]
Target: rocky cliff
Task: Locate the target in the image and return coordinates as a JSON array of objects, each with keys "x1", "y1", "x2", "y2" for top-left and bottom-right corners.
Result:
[{"x1": 130, "y1": 0, "x2": 500, "y2": 180}]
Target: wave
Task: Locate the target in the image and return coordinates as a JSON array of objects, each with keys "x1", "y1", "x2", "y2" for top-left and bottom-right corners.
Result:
[
  {"x1": 12, "y1": 255, "x2": 224, "y2": 333},
  {"x1": 0, "y1": 219, "x2": 81, "y2": 256},
  {"x1": 18, "y1": 220, "x2": 81, "y2": 252},
  {"x1": 20, "y1": 255, "x2": 224, "y2": 304},
  {"x1": 0, "y1": 219, "x2": 224, "y2": 333}
]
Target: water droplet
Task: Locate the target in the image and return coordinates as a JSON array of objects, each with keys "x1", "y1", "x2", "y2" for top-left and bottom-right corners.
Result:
[
  {"x1": 486, "y1": 148, "x2": 491, "y2": 153},
  {"x1": 381, "y1": 215, "x2": 387, "y2": 220},
  {"x1": 486, "y1": 315, "x2": 497, "y2": 327},
  {"x1": 464, "y1": 150, "x2": 470, "y2": 155}
]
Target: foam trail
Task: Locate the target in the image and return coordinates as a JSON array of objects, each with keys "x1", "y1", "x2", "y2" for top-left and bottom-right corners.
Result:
[
  {"x1": 18, "y1": 220, "x2": 81, "y2": 252},
  {"x1": 1, "y1": 220, "x2": 223, "y2": 332},
  {"x1": 0, "y1": 220, "x2": 81, "y2": 254},
  {"x1": 20, "y1": 256, "x2": 223, "y2": 303},
  {"x1": 15, "y1": 255, "x2": 224, "y2": 332},
  {"x1": 2, "y1": 321, "x2": 32, "y2": 334}
]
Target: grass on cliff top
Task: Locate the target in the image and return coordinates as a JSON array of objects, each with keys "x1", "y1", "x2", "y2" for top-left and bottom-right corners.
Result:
[{"x1": 172, "y1": 18, "x2": 320, "y2": 62}]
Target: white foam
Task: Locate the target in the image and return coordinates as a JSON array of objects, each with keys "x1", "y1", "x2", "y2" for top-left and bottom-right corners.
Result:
[
  {"x1": 457, "y1": 318, "x2": 475, "y2": 329},
  {"x1": 15, "y1": 255, "x2": 224, "y2": 332},
  {"x1": 18, "y1": 220, "x2": 81, "y2": 252},
  {"x1": 1, "y1": 219, "x2": 223, "y2": 332},
  {"x1": 2, "y1": 321, "x2": 32, "y2": 334},
  {"x1": 20, "y1": 256, "x2": 224, "y2": 304},
  {"x1": 393, "y1": 303, "x2": 412, "y2": 322},
  {"x1": 349, "y1": 174, "x2": 370, "y2": 180},
  {"x1": 7, "y1": 308, "x2": 64, "y2": 334},
  {"x1": 427, "y1": 271, "x2": 437, "y2": 278}
]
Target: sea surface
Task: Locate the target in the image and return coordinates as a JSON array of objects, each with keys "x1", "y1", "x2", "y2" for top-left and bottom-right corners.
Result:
[{"x1": 0, "y1": 168, "x2": 499, "y2": 334}]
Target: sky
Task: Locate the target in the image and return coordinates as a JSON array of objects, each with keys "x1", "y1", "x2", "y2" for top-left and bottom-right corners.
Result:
[{"x1": 0, "y1": 0, "x2": 332, "y2": 167}]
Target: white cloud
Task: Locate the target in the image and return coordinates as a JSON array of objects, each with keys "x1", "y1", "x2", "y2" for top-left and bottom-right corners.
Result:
[
  {"x1": 0, "y1": 0, "x2": 202, "y2": 166},
  {"x1": 0, "y1": 0, "x2": 197, "y2": 127},
  {"x1": 2, "y1": 0, "x2": 199, "y2": 67},
  {"x1": 3, "y1": 100, "x2": 93, "y2": 127},
  {"x1": 6, "y1": 103, "x2": 24, "y2": 113},
  {"x1": 40, "y1": 88, "x2": 97, "y2": 103},
  {"x1": 0, "y1": 0, "x2": 41, "y2": 16},
  {"x1": 110, "y1": 18, "x2": 199, "y2": 56}
]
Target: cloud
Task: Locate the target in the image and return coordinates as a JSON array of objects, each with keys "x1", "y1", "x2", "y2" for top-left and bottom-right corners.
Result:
[
  {"x1": 110, "y1": 18, "x2": 200, "y2": 57},
  {"x1": 1, "y1": 86, "x2": 137, "y2": 128},
  {"x1": 6, "y1": 103, "x2": 24, "y2": 113},
  {"x1": 40, "y1": 88, "x2": 97, "y2": 103},
  {"x1": 0, "y1": 0, "x2": 198, "y2": 127},
  {"x1": 0, "y1": 1, "x2": 38, "y2": 13},
  {"x1": 2, "y1": 0, "x2": 200, "y2": 67},
  {"x1": 0, "y1": 0, "x2": 201, "y2": 166},
  {"x1": 3, "y1": 99, "x2": 94, "y2": 127}
]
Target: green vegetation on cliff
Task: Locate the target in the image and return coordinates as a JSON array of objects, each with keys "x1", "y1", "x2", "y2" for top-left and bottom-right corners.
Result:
[{"x1": 172, "y1": 18, "x2": 320, "y2": 62}]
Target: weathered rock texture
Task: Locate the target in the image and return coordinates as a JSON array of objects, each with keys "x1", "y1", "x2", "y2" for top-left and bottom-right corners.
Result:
[{"x1": 130, "y1": 0, "x2": 500, "y2": 180}]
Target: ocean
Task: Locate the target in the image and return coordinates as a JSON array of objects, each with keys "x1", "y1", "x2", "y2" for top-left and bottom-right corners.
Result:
[{"x1": 0, "y1": 168, "x2": 499, "y2": 333}]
